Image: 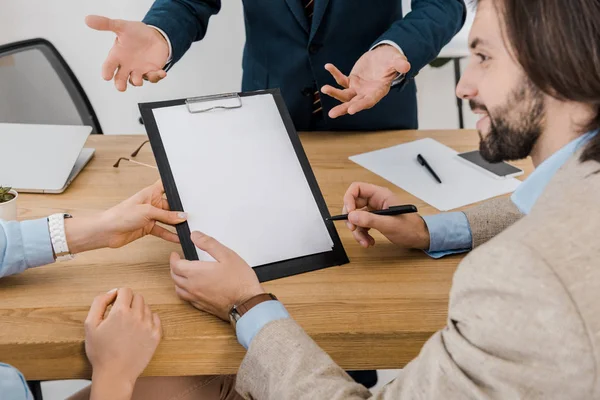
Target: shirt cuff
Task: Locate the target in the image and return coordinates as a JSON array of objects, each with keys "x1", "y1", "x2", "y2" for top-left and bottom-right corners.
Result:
[
  {"x1": 422, "y1": 212, "x2": 472, "y2": 259},
  {"x1": 20, "y1": 218, "x2": 55, "y2": 268},
  {"x1": 236, "y1": 300, "x2": 290, "y2": 349},
  {"x1": 371, "y1": 40, "x2": 404, "y2": 56},
  {"x1": 0, "y1": 363, "x2": 32, "y2": 400},
  {"x1": 371, "y1": 40, "x2": 406, "y2": 87},
  {"x1": 0, "y1": 218, "x2": 54, "y2": 278},
  {"x1": 148, "y1": 25, "x2": 173, "y2": 66}
]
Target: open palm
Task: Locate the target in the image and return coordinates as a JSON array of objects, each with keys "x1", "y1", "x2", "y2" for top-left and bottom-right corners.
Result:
[
  {"x1": 321, "y1": 45, "x2": 411, "y2": 118},
  {"x1": 85, "y1": 15, "x2": 169, "y2": 91}
]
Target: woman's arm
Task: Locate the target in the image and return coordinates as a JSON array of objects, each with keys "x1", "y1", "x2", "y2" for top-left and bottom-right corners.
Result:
[
  {"x1": 0, "y1": 218, "x2": 55, "y2": 278},
  {"x1": 0, "y1": 180, "x2": 186, "y2": 278}
]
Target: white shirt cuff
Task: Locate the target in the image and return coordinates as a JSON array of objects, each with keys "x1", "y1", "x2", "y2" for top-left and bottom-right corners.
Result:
[
  {"x1": 148, "y1": 25, "x2": 173, "y2": 65},
  {"x1": 370, "y1": 40, "x2": 404, "y2": 56}
]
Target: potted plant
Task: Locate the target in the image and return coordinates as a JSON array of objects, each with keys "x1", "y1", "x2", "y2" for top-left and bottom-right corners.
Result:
[{"x1": 0, "y1": 186, "x2": 18, "y2": 221}]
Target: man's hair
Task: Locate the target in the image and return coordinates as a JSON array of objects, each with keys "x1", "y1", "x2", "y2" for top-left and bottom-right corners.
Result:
[{"x1": 481, "y1": 0, "x2": 600, "y2": 162}]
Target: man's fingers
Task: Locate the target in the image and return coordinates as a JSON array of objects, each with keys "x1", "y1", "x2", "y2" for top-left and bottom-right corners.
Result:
[
  {"x1": 114, "y1": 66, "x2": 130, "y2": 92},
  {"x1": 85, "y1": 15, "x2": 124, "y2": 34},
  {"x1": 170, "y1": 252, "x2": 191, "y2": 279},
  {"x1": 343, "y1": 182, "x2": 379, "y2": 212},
  {"x1": 343, "y1": 182, "x2": 394, "y2": 212},
  {"x1": 348, "y1": 210, "x2": 399, "y2": 235},
  {"x1": 341, "y1": 205, "x2": 356, "y2": 232},
  {"x1": 132, "y1": 293, "x2": 145, "y2": 315},
  {"x1": 85, "y1": 288, "x2": 118, "y2": 329},
  {"x1": 353, "y1": 227, "x2": 375, "y2": 248},
  {"x1": 328, "y1": 103, "x2": 352, "y2": 119},
  {"x1": 324, "y1": 63, "x2": 349, "y2": 88},
  {"x1": 392, "y1": 57, "x2": 411, "y2": 75},
  {"x1": 190, "y1": 231, "x2": 235, "y2": 262},
  {"x1": 175, "y1": 285, "x2": 195, "y2": 303},
  {"x1": 129, "y1": 70, "x2": 144, "y2": 87},
  {"x1": 114, "y1": 287, "x2": 134, "y2": 310},
  {"x1": 101, "y1": 52, "x2": 119, "y2": 82},
  {"x1": 348, "y1": 210, "x2": 382, "y2": 229},
  {"x1": 321, "y1": 86, "x2": 357, "y2": 103},
  {"x1": 150, "y1": 225, "x2": 180, "y2": 244},
  {"x1": 144, "y1": 70, "x2": 167, "y2": 83},
  {"x1": 347, "y1": 95, "x2": 378, "y2": 115},
  {"x1": 170, "y1": 268, "x2": 189, "y2": 290}
]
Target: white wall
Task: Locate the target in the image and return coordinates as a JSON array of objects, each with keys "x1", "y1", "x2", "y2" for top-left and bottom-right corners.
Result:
[
  {"x1": 0, "y1": 0, "x2": 245, "y2": 134},
  {"x1": 0, "y1": 0, "x2": 476, "y2": 134}
]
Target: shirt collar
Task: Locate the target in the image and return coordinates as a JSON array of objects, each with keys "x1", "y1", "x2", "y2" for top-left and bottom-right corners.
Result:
[{"x1": 511, "y1": 130, "x2": 598, "y2": 214}]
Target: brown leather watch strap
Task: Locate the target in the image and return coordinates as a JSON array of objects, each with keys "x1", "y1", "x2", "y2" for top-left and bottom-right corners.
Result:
[{"x1": 234, "y1": 293, "x2": 277, "y2": 317}]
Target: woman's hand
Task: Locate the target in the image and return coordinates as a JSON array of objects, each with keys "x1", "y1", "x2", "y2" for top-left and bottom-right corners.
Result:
[
  {"x1": 85, "y1": 288, "x2": 162, "y2": 400},
  {"x1": 64, "y1": 181, "x2": 187, "y2": 254}
]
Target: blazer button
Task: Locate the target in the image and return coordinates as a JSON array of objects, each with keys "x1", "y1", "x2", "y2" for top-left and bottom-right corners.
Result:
[
  {"x1": 308, "y1": 43, "x2": 322, "y2": 55},
  {"x1": 301, "y1": 87, "x2": 313, "y2": 96}
]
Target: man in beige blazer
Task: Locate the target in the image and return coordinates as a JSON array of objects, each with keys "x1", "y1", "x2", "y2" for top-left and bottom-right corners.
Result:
[{"x1": 71, "y1": 0, "x2": 599, "y2": 398}]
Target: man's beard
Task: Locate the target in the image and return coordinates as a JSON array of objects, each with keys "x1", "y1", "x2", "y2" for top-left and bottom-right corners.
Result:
[{"x1": 471, "y1": 78, "x2": 546, "y2": 163}]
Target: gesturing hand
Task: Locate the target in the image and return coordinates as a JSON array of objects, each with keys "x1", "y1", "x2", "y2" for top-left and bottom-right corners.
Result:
[
  {"x1": 85, "y1": 15, "x2": 169, "y2": 91},
  {"x1": 321, "y1": 44, "x2": 411, "y2": 118}
]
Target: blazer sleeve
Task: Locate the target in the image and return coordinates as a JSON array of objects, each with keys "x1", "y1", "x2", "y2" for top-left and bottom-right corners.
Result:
[
  {"x1": 235, "y1": 241, "x2": 595, "y2": 400},
  {"x1": 463, "y1": 196, "x2": 523, "y2": 248},
  {"x1": 142, "y1": 0, "x2": 221, "y2": 65},
  {"x1": 374, "y1": 0, "x2": 466, "y2": 79}
]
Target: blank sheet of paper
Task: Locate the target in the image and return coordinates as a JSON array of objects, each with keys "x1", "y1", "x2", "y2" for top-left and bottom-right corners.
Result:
[
  {"x1": 152, "y1": 94, "x2": 333, "y2": 267},
  {"x1": 349, "y1": 138, "x2": 522, "y2": 211}
]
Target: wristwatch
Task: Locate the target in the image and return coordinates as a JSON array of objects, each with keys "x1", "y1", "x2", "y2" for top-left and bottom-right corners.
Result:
[
  {"x1": 229, "y1": 293, "x2": 277, "y2": 329},
  {"x1": 48, "y1": 213, "x2": 74, "y2": 262}
]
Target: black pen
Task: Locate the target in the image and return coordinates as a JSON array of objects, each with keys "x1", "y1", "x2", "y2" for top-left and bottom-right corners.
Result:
[
  {"x1": 417, "y1": 154, "x2": 442, "y2": 184},
  {"x1": 327, "y1": 205, "x2": 418, "y2": 221}
]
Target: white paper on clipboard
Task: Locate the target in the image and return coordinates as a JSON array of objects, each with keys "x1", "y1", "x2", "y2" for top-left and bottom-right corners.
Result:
[{"x1": 151, "y1": 93, "x2": 334, "y2": 267}]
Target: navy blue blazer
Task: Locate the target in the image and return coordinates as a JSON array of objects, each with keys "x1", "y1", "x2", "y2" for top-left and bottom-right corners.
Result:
[{"x1": 143, "y1": 0, "x2": 465, "y2": 131}]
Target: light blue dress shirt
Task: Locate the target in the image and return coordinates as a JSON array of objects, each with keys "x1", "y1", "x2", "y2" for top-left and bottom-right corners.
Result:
[
  {"x1": 0, "y1": 363, "x2": 32, "y2": 400},
  {"x1": 235, "y1": 130, "x2": 598, "y2": 349},
  {"x1": 0, "y1": 218, "x2": 54, "y2": 278},
  {"x1": 0, "y1": 217, "x2": 54, "y2": 400}
]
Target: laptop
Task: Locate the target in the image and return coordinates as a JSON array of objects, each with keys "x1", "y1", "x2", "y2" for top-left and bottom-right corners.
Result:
[{"x1": 0, "y1": 123, "x2": 95, "y2": 194}]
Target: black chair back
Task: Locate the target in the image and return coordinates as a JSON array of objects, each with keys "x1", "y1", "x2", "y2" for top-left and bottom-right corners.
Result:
[{"x1": 0, "y1": 38, "x2": 102, "y2": 133}]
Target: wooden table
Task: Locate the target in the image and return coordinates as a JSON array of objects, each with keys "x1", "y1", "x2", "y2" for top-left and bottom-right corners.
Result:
[{"x1": 0, "y1": 130, "x2": 533, "y2": 380}]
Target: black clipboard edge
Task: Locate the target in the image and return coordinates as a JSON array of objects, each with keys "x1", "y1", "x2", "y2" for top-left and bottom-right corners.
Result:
[
  {"x1": 139, "y1": 98, "x2": 198, "y2": 262},
  {"x1": 139, "y1": 89, "x2": 349, "y2": 282}
]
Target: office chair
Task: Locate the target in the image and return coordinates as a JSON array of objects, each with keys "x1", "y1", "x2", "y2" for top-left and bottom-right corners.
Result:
[
  {"x1": 0, "y1": 38, "x2": 102, "y2": 133},
  {"x1": 0, "y1": 38, "x2": 102, "y2": 400}
]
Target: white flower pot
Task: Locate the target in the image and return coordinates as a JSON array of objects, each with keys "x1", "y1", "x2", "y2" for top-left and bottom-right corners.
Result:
[{"x1": 0, "y1": 189, "x2": 18, "y2": 221}]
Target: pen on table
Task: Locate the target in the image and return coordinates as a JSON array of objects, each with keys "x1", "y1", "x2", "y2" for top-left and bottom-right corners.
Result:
[
  {"x1": 327, "y1": 205, "x2": 418, "y2": 221},
  {"x1": 417, "y1": 153, "x2": 442, "y2": 184}
]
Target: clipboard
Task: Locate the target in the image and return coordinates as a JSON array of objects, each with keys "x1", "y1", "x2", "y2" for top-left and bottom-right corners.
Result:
[{"x1": 139, "y1": 89, "x2": 349, "y2": 282}]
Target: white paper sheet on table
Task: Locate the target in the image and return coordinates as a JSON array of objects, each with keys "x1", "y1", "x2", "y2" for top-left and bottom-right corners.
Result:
[
  {"x1": 152, "y1": 94, "x2": 333, "y2": 267},
  {"x1": 349, "y1": 138, "x2": 522, "y2": 211}
]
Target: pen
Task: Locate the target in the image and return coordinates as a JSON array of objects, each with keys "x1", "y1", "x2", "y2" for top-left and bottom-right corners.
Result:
[
  {"x1": 327, "y1": 205, "x2": 418, "y2": 221},
  {"x1": 417, "y1": 154, "x2": 442, "y2": 184}
]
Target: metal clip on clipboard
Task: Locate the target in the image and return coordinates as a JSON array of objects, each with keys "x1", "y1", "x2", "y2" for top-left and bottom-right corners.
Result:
[{"x1": 185, "y1": 93, "x2": 243, "y2": 114}]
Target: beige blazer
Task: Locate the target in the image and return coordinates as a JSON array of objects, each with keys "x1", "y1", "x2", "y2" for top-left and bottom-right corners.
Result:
[{"x1": 235, "y1": 152, "x2": 600, "y2": 400}]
